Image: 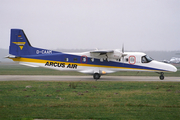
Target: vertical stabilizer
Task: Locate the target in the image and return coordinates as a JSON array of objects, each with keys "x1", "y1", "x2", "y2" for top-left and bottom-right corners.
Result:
[
  {"x1": 9, "y1": 29, "x2": 59, "y2": 56},
  {"x1": 9, "y1": 29, "x2": 32, "y2": 56}
]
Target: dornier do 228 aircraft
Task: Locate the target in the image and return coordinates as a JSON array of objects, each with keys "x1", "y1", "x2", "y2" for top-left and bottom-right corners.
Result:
[{"x1": 7, "y1": 29, "x2": 177, "y2": 80}]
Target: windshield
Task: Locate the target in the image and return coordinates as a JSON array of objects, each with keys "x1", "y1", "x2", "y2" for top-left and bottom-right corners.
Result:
[{"x1": 142, "y1": 55, "x2": 153, "y2": 63}]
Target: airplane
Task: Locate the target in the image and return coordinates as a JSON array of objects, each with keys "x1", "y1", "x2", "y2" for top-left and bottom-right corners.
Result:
[
  {"x1": 163, "y1": 57, "x2": 180, "y2": 64},
  {"x1": 7, "y1": 29, "x2": 177, "y2": 80},
  {"x1": 170, "y1": 57, "x2": 180, "y2": 64}
]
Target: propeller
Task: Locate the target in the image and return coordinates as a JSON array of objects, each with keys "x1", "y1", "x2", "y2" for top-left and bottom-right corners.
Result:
[
  {"x1": 122, "y1": 44, "x2": 124, "y2": 53},
  {"x1": 121, "y1": 44, "x2": 127, "y2": 62}
]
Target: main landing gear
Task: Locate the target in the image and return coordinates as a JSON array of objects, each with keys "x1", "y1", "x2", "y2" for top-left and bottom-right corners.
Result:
[
  {"x1": 93, "y1": 73, "x2": 101, "y2": 81},
  {"x1": 159, "y1": 72, "x2": 164, "y2": 80},
  {"x1": 93, "y1": 72, "x2": 165, "y2": 81}
]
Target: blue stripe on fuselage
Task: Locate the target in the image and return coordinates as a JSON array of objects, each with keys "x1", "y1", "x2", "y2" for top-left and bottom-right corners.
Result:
[{"x1": 21, "y1": 53, "x2": 167, "y2": 72}]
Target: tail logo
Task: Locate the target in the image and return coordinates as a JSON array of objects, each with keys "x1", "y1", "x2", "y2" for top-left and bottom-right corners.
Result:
[{"x1": 13, "y1": 42, "x2": 26, "y2": 50}]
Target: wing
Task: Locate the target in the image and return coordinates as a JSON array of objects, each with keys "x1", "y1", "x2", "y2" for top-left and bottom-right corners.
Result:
[
  {"x1": 90, "y1": 50, "x2": 114, "y2": 57},
  {"x1": 90, "y1": 49, "x2": 127, "y2": 60},
  {"x1": 90, "y1": 50, "x2": 114, "y2": 58}
]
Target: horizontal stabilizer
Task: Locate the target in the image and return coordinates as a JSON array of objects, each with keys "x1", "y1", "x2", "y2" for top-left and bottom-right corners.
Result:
[
  {"x1": 5, "y1": 55, "x2": 18, "y2": 58},
  {"x1": 19, "y1": 62, "x2": 39, "y2": 67}
]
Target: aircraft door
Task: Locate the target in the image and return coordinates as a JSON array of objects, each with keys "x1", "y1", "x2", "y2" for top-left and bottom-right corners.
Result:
[{"x1": 129, "y1": 56, "x2": 136, "y2": 64}]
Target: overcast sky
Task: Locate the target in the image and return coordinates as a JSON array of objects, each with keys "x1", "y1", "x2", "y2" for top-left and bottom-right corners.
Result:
[{"x1": 0, "y1": 0, "x2": 180, "y2": 51}]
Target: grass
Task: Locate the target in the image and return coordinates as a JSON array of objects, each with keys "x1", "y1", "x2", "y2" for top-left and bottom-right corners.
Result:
[
  {"x1": 0, "y1": 63, "x2": 180, "y2": 119},
  {"x1": 0, "y1": 81, "x2": 180, "y2": 119},
  {"x1": 0, "y1": 63, "x2": 180, "y2": 76}
]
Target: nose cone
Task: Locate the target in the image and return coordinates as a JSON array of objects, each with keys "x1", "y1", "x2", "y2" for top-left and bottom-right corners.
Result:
[
  {"x1": 160, "y1": 62, "x2": 177, "y2": 72},
  {"x1": 169, "y1": 64, "x2": 177, "y2": 72},
  {"x1": 151, "y1": 61, "x2": 177, "y2": 72}
]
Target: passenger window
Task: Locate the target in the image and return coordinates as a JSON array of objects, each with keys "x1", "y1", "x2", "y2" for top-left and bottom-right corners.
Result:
[
  {"x1": 65, "y1": 58, "x2": 69, "y2": 62},
  {"x1": 129, "y1": 56, "x2": 136, "y2": 64},
  {"x1": 116, "y1": 59, "x2": 121, "y2": 62},
  {"x1": 91, "y1": 58, "x2": 94, "y2": 62},
  {"x1": 130, "y1": 57, "x2": 134, "y2": 63},
  {"x1": 82, "y1": 57, "x2": 86, "y2": 62},
  {"x1": 125, "y1": 58, "x2": 128, "y2": 62},
  {"x1": 74, "y1": 58, "x2": 77, "y2": 62}
]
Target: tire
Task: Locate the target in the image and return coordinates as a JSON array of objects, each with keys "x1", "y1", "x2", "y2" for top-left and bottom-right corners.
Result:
[
  {"x1": 159, "y1": 75, "x2": 164, "y2": 80},
  {"x1": 93, "y1": 73, "x2": 101, "y2": 80}
]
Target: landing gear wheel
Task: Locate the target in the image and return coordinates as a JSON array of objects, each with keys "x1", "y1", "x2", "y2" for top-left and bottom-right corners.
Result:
[
  {"x1": 159, "y1": 73, "x2": 164, "y2": 80},
  {"x1": 93, "y1": 73, "x2": 101, "y2": 81}
]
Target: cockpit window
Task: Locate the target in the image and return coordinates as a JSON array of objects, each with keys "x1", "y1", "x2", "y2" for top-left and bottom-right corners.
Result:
[{"x1": 141, "y1": 55, "x2": 153, "y2": 63}]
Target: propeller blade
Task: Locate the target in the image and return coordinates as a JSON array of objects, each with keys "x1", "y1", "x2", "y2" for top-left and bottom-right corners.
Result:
[{"x1": 122, "y1": 44, "x2": 124, "y2": 53}]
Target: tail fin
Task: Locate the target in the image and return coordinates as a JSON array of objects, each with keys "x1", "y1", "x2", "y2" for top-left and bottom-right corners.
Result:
[{"x1": 9, "y1": 29, "x2": 59, "y2": 56}]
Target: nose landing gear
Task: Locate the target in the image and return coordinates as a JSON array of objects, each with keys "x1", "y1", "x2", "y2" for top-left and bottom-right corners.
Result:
[{"x1": 159, "y1": 72, "x2": 164, "y2": 80}]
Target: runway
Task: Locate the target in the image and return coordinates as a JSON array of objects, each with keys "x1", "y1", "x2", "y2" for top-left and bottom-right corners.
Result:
[{"x1": 0, "y1": 75, "x2": 180, "y2": 82}]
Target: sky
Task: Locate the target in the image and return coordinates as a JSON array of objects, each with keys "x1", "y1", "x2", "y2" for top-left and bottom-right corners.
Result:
[{"x1": 0, "y1": 0, "x2": 180, "y2": 51}]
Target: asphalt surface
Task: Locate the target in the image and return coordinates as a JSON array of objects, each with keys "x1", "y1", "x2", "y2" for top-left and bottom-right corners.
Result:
[{"x1": 0, "y1": 75, "x2": 180, "y2": 82}]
